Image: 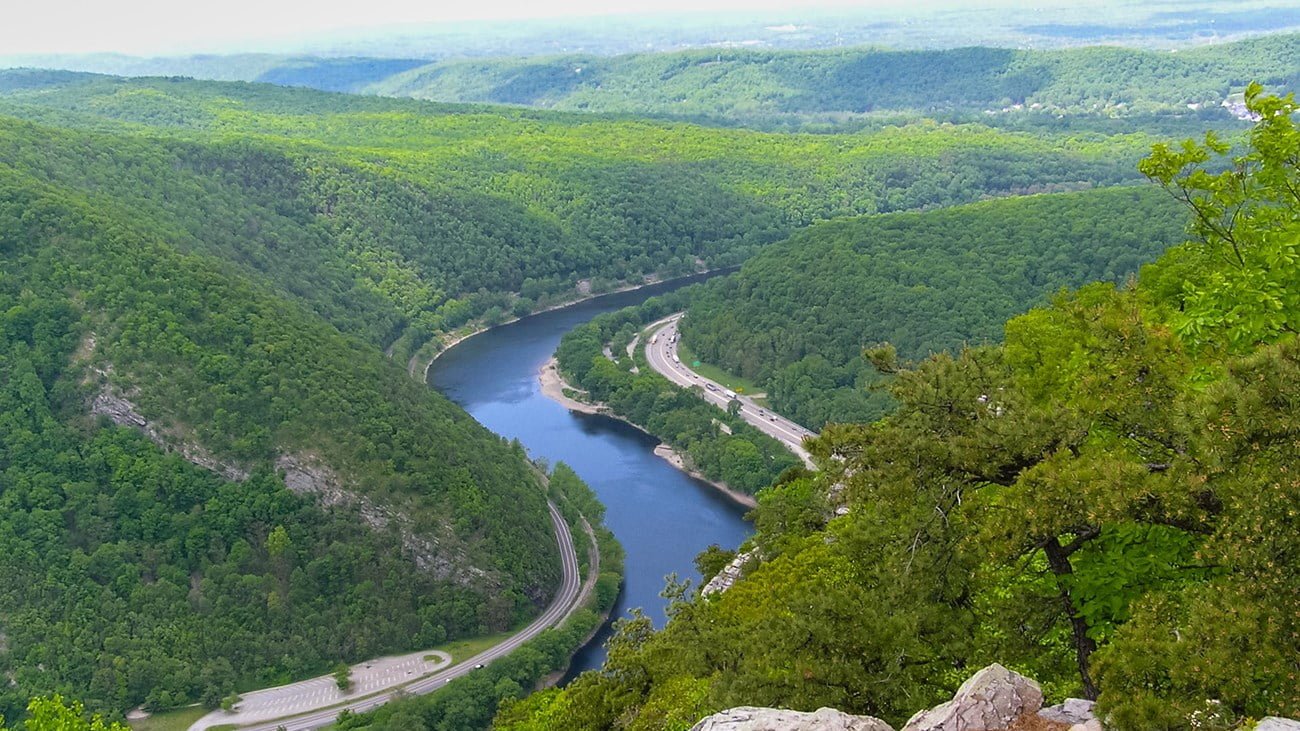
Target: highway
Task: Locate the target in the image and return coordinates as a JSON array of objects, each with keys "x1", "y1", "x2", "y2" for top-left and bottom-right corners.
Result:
[
  {"x1": 223, "y1": 500, "x2": 585, "y2": 731},
  {"x1": 644, "y1": 314, "x2": 816, "y2": 468}
]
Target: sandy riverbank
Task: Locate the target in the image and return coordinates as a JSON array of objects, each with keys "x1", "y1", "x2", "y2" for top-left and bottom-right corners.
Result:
[
  {"x1": 538, "y1": 357, "x2": 606, "y2": 415},
  {"x1": 539, "y1": 358, "x2": 758, "y2": 510},
  {"x1": 651, "y1": 444, "x2": 758, "y2": 509}
]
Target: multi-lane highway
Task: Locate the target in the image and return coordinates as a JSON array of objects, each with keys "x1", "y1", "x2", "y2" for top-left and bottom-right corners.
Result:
[
  {"x1": 645, "y1": 314, "x2": 816, "y2": 468},
  {"x1": 211, "y1": 500, "x2": 585, "y2": 731}
]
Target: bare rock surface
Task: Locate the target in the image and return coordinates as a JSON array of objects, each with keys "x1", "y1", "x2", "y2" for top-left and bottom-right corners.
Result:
[
  {"x1": 690, "y1": 706, "x2": 894, "y2": 731},
  {"x1": 91, "y1": 385, "x2": 250, "y2": 482},
  {"x1": 902, "y1": 664, "x2": 1043, "y2": 731},
  {"x1": 702, "y1": 548, "x2": 758, "y2": 595},
  {"x1": 276, "y1": 453, "x2": 490, "y2": 589},
  {"x1": 1257, "y1": 719, "x2": 1300, "y2": 731},
  {"x1": 1038, "y1": 699, "x2": 1095, "y2": 726}
]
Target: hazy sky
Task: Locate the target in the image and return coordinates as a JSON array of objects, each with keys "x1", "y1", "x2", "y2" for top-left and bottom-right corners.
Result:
[{"x1": 2, "y1": 0, "x2": 985, "y2": 55}]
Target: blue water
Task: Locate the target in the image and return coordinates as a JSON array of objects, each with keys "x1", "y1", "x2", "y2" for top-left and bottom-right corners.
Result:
[{"x1": 426, "y1": 276, "x2": 753, "y2": 676}]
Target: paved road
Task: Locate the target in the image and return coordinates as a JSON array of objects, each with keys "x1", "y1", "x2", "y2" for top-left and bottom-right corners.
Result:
[
  {"x1": 645, "y1": 314, "x2": 816, "y2": 468},
  {"x1": 220, "y1": 500, "x2": 584, "y2": 731},
  {"x1": 192, "y1": 651, "x2": 452, "y2": 731}
]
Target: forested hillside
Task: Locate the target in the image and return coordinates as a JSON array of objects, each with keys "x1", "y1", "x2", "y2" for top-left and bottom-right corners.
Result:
[
  {"x1": 681, "y1": 186, "x2": 1188, "y2": 427},
  {"x1": 371, "y1": 34, "x2": 1300, "y2": 127},
  {"x1": 0, "y1": 67, "x2": 1169, "y2": 724},
  {"x1": 0, "y1": 116, "x2": 565, "y2": 717},
  {"x1": 495, "y1": 86, "x2": 1300, "y2": 731},
  {"x1": 0, "y1": 71, "x2": 1158, "y2": 364}
]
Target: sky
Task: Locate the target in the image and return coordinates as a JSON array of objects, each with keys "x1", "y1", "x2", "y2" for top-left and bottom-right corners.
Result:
[{"x1": 0, "y1": 0, "x2": 990, "y2": 56}]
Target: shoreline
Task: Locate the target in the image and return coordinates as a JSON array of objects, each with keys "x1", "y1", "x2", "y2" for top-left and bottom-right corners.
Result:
[
  {"x1": 538, "y1": 357, "x2": 759, "y2": 510},
  {"x1": 538, "y1": 519, "x2": 616, "y2": 690},
  {"x1": 419, "y1": 267, "x2": 734, "y2": 383},
  {"x1": 538, "y1": 357, "x2": 606, "y2": 415}
]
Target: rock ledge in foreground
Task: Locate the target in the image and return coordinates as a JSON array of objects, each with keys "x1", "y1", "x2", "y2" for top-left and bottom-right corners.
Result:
[
  {"x1": 902, "y1": 663, "x2": 1043, "y2": 731},
  {"x1": 690, "y1": 706, "x2": 894, "y2": 731}
]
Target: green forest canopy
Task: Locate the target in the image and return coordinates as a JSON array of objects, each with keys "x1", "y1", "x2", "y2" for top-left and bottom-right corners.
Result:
[
  {"x1": 681, "y1": 185, "x2": 1189, "y2": 428},
  {"x1": 370, "y1": 34, "x2": 1300, "y2": 125},
  {"x1": 0, "y1": 70, "x2": 1159, "y2": 364},
  {"x1": 0, "y1": 61, "x2": 1164, "y2": 725},
  {"x1": 494, "y1": 85, "x2": 1300, "y2": 731},
  {"x1": 0, "y1": 114, "x2": 564, "y2": 717}
]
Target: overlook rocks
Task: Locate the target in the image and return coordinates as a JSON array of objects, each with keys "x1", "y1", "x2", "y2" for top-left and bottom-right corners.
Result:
[
  {"x1": 691, "y1": 664, "x2": 1100, "y2": 731},
  {"x1": 689, "y1": 706, "x2": 893, "y2": 731},
  {"x1": 688, "y1": 663, "x2": 1300, "y2": 730},
  {"x1": 902, "y1": 663, "x2": 1044, "y2": 731}
]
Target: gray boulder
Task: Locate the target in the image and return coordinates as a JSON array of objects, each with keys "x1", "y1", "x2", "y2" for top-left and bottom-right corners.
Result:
[
  {"x1": 1038, "y1": 698, "x2": 1096, "y2": 725},
  {"x1": 690, "y1": 706, "x2": 894, "y2": 731},
  {"x1": 902, "y1": 664, "x2": 1043, "y2": 731},
  {"x1": 1257, "y1": 719, "x2": 1300, "y2": 731}
]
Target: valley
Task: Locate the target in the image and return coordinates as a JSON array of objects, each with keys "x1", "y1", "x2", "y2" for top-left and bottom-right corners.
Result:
[{"x1": 1, "y1": 8, "x2": 1298, "y2": 731}]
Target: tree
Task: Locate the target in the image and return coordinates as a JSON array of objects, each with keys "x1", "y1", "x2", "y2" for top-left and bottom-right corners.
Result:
[
  {"x1": 1138, "y1": 83, "x2": 1300, "y2": 353},
  {"x1": 266, "y1": 525, "x2": 291, "y2": 558},
  {"x1": 334, "y1": 663, "x2": 353, "y2": 692},
  {"x1": 14, "y1": 696, "x2": 129, "y2": 731},
  {"x1": 693, "y1": 544, "x2": 735, "y2": 581}
]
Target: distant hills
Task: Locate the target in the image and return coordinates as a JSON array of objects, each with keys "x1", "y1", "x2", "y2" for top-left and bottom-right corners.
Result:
[
  {"x1": 4, "y1": 32, "x2": 1296, "y2": 132},
  {"x1": 370, "y1": 34, "x2": 1300, "y2": 125}
]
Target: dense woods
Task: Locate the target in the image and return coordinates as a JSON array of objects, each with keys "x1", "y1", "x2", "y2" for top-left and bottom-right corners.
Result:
[
  {"x1": 0, "y1": 116, "x2": 568, "y2": 716},
  {"x1": 680, "y1": 186, "x2": 1189, "y2": 427},
  {"x1": 372, "y1": 34, "x2": 1300, "y2": 127},
  {"x1": 1, "y1": 28, "x2": 1296, "y2": 731},
  {"x1": 0, "y1": 70, "x2": 1157, "y2": 363},
  {"x1": 0, "y1": 66, "x2": 1155, "y2": 725},
  {"x1": 495, "y1": 88, "x2": 1300, "y2": 731}
]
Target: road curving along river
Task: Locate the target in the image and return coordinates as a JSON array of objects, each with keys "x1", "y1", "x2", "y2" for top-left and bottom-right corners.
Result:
[{"x1": 427, "y1": 274, "x2": 752, "y2": 677}]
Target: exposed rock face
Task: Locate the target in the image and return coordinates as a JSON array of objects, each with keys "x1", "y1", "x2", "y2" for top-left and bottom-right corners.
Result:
[
  {"x1": 1257, "y1": 719, "x2": 1300, "y2": 731},
  {"x1": 902, "y1": 664, "x2": 1043, "y2": 731},
  {"x1": 84, "y1": 355, "x2": 486, "y2": 590},
  {"x1": 690, "y1": 706, "x2": 894, "y2": 731},
  {"x1": 1038, "y1": 699, "x2": 1095, "y2": 726},
  {"x1": 702, "y1": 548, "x2": 758, "y2": 596},
  {"x1": 276, "y1": 453, "x2": 492, "y2": 590},
  {"x1": 688, "y1": 664, "x2": 1300, "y2": 731},
  {"x1": 91, "y1": 386, "x2": 250, "y2": 482}
]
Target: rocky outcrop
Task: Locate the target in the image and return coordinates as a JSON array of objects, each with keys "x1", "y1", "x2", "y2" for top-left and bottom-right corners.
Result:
[
  {"x1": 702, "y1": 548, "x2": 758, "y2": 595},
  {"x1": 1037, "y1": 699, "x2": 1096, "y2": 727},
  {"x1": 690, "y1": 706, "x2": 894, "y2": 731},
  {"x1": 84, "y1": 353, "x2": 485, "y2": 589},
  {"x1": 1257, "y1": 719, "x2": 1300, "y2": 731},
  {"x1": 688, "y1": 663, "x2": 1300, "y2": 731},
  {"x1": 276, "y1": 453, "x2": 491, "y2": 589},
  {"x1": 901, "y1": 664, "x2": 1042, "y2": 731},
  {"x1": 689, "y1": 664, "x2": 1300, "y2": 731},
  {"x1": 91, "y1": 385, "x2": 250, "y2": 482}
]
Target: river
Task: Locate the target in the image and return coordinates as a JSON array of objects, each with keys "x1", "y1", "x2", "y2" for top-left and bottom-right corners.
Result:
[{"x1": 426, "y1": 275, "x2": 753, "y2": 677}]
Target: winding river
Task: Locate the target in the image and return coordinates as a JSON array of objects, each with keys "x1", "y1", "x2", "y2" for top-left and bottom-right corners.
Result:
[{"x1": 427, "y1": 274, "x2": 752, "y2": 677}]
